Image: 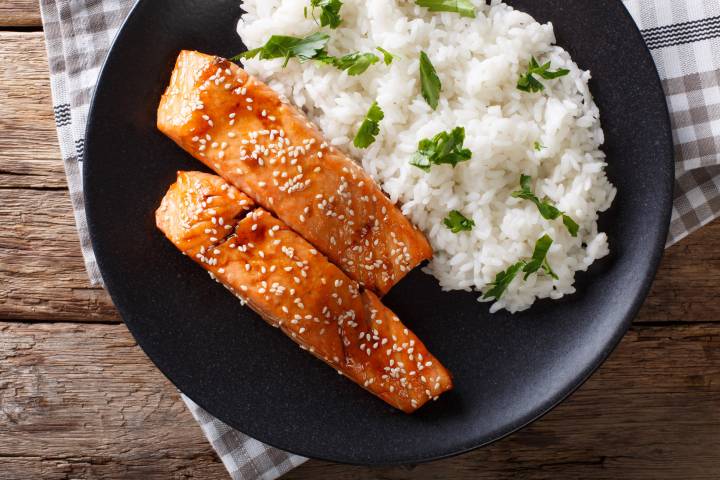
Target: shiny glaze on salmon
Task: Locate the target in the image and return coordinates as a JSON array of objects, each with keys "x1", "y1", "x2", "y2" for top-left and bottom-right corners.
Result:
[
  {"x1": 157, "y1": 50, "x2": 433, "y2": 296},
  {"x1": 156, "y1": 171, "x2": 452, "y2": 413}
]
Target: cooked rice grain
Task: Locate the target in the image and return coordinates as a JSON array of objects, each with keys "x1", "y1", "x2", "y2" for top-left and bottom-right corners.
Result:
[{"x1": 238, "y1": 0, "x2": 616, "y2": 312}]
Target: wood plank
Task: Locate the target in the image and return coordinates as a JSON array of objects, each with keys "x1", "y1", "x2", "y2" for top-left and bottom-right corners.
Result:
[
  {"x1": 0, "y1": 32, "x2": 66, "y2": 189},
  {"x1": 0, "y1": 32, "x2": 117, "y2": 321},
  {"x1": 0, "y1": 321, "x2": 717, "y2": 478},
  {"x1": 636, "y1": 220, "x2": 720, "y2": 322},
  {"x1": 0, "y1": 188, "x2": 119, "y2": 321},
  {"x1": 0, "y1": 0, "x2": 42, "y2": 28},
  {"x1": 0, "y1": 322, "x2": 227, "y2": 478}
]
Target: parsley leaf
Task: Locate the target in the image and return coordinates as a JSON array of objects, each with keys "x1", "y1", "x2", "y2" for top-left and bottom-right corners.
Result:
[
  {"x1": 523, "y1": 234, "x2": 558, "y2": 280},
  {"x1": 512, "y1": 174, "x2": 579, "y2": 237},
  {"x1": 309, "y1": 0, "x2": 343, "y2": 29},
  {"x1": 415, "y1": 0, "x2": 476, "y2": 18},
  {"x1": 562, "y1": 214, "x2": 579, "y2": 237},
  {"x1": 233, "y1": 32, "x2": 330, "y2": 67},
  {"x1": 354, "y1": 102, "x2": 384, "y2": 148},
  {"x1": 334, "y1": 52, "x2": 380, "y2": 75},
  {"x1": 443, "y1": 210, "x2": 475, "y2": 233},
  {"x1": 483, "y1": 235, "x2": 559, "y2": 300},
  {"x1": 483, "y1": 261, "x2": 527, "y2": 300},
  {"x1": 419, "y1": 51, "x2": 441, "y2": 110},
  {"x1": 517, "y1": 56, "x2": 570, "y2": 93},
  {"x1": 315, "y1": 51, "x2": 380, "y2": 75},
  {"x1": 533, "y1": 141, "x2": 545, "y2": 151},
  {"x1": 410, "y1": 126, "x2": 472, "y2": 172},
  {"x1": 376, "y1": 47, "x2": 395, "y2": 65}
]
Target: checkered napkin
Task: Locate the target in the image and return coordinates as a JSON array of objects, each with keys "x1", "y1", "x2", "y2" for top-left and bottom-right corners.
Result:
[
  {"x1": 39, "y1": 0, "x2": 719, "y2": 478},
  {"x1": 41, "y1": 2, "x2": 306, "y2": 478}
]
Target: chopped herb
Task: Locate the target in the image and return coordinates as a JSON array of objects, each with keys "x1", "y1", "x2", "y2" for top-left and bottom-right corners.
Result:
[
  {"x1": 415, "y1": 0, "x2": 476, "y2": 18},
  {"x1": 517, "y1": 56, "x2": 570, "y2": 93},
  {"x1": 354, "y1": 102, "x2": 384, "y2": 148},
  {"x1": 233, "y1": 32, "x2": 330, "y2": 67},
  {"x1": 376, "y1": 47, "x2": 396, "y2": 65},
  {"x1": 334, "y1": 52, "x2": 380, "y2": 75},
  {"x1": 562, "y1": 214, "x2": 580, "y2": 237},
  {"x1": 315, "y1": 51, "x2": 380, "y2": 75},
  {"x1": 512, "y1": 174, "x2": 579, "y2": 237},
  {"x1": 483, "y1": 261, "x2": 526, "y2": 300},
  {"x1": 309, "y1": 0, "x2": 344, "y2": 29},
  {"x1": 523, "y1": 234, "x2": 558, "y2": 280},
  {"x1": 410, "y1": 126, "x2": 472, "y2": 171},
  {"x1": 533, "y1": 141, "x2": 545, "y2": 151},
  {"x1": 419, "y1": 51, "x2": 441, "y2": 110},
  {"x1": 484, "y1": 235, "x2": 558, "y2": 300},
  {"x1": 443, "y1": 210, "x2": 475, "y2": 233}
]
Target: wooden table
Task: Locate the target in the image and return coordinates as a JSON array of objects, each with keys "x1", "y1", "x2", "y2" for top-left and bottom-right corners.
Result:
[{"x1": 1, "y1": 3, "x2": 719, "y2": 479}]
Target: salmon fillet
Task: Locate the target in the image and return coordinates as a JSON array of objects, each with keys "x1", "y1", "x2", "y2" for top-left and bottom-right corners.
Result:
[
  {"x1": 156, "y1": 171, "x2": 452, "y2": 413},
  {"x1": 157, "y1": 50, "x2": 433, "y2": 296}
]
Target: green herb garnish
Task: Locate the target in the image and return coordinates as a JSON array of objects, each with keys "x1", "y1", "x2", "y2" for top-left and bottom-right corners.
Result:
[
  {"x1": 419, "y1": 51, "x2": 441, "y2": 110},
  {"x1": 483, "y1": 261, "x2": 526, "y2": 301},
  {"x1": 517, "y1": 56, "x2": 570, "y2": 93},
  {"x1": 523, "y1": 234, "x2": 558, "y2": 280},
  {"x1": 483, "y1": 235, "x2": 558, "y2": 300},
  {"x1": 334, "y1": 52, "x2": 380, "y2": 75},
  {"x1": 415, "y1": 0, "x2": 476, "y2": 18},
  {"x1": 512, "y1": 174, "x2": 579, "y2": 237},
  {"x1": 234, "y1": 32, "x2": 330, "y2": 67},
  {"x1": 562, "y1": 214, "x2": 580, "y2": 237},
  {"x1": 315, "y1": 51, "x2": 380, "y2": 75},
  {"x1": 377, "y1": 47, "x2": 396, "y2": 65},
  {"x1": 443, "y1": 210, "x2": 475, "y2": 233},
  {"x1": 410, "y1": 126, "x2": 472, "y2": 171},
  {"x1": 308, "y1": 0, "x2": 344, "y2": 29},
  {"x1": 354, "y1": 102, "x2": 384, "y2": 148},
  {"x1": 533, "y1": 141, "x2": 545, "y2": 151}
]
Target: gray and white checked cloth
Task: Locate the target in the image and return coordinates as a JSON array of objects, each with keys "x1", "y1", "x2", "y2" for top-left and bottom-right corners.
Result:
[
  {"x1": 42, "y1": 4, "x2": 304, "y2": 480},
  {"x1": 40, "y1": 0, "x2": 720, "y2": 478}
]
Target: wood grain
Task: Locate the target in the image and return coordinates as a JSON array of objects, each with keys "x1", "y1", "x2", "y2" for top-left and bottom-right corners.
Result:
[
  {"x1": 0, "y1": 32, "x2": 66, "y2": 189},
  {"x1": 0, "y1": 188, "x2": 118, "y2": 321},
  {"x1": 637, "y1": 221, "x2": 720, "y2": 322},
  {"x1": 0, "y1": 0, "x2": 41, "y2": 28},
  {"x1": 0, "y1": 321, "x2": 717, "y2": 479},
  {"x1": 0, "y1": 31, "x2": 117, "y2": 321},
  {"x1": 0, "y1": 322, "x2": 227, "y2": 478}
]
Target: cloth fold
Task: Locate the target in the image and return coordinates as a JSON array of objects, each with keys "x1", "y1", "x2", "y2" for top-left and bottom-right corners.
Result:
[
  {"x1": 40, "y1": 1, "x2": 307, "y2": 479},
  {"x1": 39, "y1": 0, "x2": 719, "y2": 478}
]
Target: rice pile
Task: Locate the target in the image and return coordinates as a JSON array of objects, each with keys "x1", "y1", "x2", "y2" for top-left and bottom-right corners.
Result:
[{"x1": 237, "y1": 0, "x2": 616, "y2": 312}]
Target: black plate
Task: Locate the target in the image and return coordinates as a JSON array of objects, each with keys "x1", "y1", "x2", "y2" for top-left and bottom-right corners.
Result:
[{"x1": 84, "y1": 0, "x2": 673, "y2": 465}]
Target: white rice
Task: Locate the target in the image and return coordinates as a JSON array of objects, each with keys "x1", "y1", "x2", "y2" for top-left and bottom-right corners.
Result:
[{"x1": 237, "y1": 0, "x2": 616, "y2": 312}]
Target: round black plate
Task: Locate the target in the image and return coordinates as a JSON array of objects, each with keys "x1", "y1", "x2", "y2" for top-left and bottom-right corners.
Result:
[{"x1": 84, "y1": 0, "x2": 673, "y2": 465}]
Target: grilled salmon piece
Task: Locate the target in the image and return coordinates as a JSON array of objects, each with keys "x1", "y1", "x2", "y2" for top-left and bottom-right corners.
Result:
[
  {"x1": 157, "y1": 50, "x2": 433, "y2": 296},
  {"x1": 156, "y1": 171, "x2": 452, "y2": 413}
]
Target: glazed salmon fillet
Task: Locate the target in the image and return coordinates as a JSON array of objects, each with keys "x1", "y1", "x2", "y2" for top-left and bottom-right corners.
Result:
[
  {"x1": 157, "y1": 50, "x2": 432, "y2": 296},
  {"x1": 156, "y1": 171, "x2": 452, "y2": 413}
]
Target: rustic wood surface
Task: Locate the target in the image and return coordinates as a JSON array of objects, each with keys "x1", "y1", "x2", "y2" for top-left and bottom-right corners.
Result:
[
  {"x1": 1, "y1": 3, "x2": 719, "y2": 479},
  {"x1": 1, "y1": 322, "x2": 718, "y2": 479},
  {"x1": 0, "y1": 0, "x2": 41, "y2": 27}
]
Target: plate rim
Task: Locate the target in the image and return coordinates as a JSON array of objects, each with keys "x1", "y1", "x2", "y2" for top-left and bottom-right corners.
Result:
[{"x1": 83, "y1": 0, "x2": 674, "y2": 465}]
